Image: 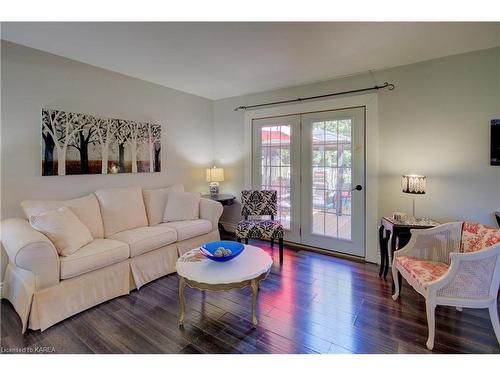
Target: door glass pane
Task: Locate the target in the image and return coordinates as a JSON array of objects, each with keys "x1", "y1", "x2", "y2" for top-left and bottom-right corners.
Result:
[
  {"x1": 312, "y1": 210, "x2": 325, "y2": 235},
  {"x1": 324, "y1": 144, "x2": 338, "y2": 167},
  {"x1": 310, "y1": 118, "x2": 353, "y2": 240},
  {"x1": 278, "y1": 188, "x2": 291, "y2": 230},
  {"x1": 279, "y1": 147, "x2": 291, "y2": 166},
  {"x1": 325, "y1": 213, "x2": 338, "y2": 238},
  {"x1": 259, "y1": 125, "x2": 292, "y2": 230}
]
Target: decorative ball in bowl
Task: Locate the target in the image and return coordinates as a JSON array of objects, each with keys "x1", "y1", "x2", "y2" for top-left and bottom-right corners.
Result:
[{"x1": 200, "y1": 240, "x2": 245, "y2": 262}]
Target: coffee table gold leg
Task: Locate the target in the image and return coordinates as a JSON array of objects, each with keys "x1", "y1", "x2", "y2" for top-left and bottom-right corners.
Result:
[
  {"x1": 179, "y1": 277, "x2": 186, "y2": 326},
  {"x1": 251, "y1": 278, "x2": 258, "y2": 328}
]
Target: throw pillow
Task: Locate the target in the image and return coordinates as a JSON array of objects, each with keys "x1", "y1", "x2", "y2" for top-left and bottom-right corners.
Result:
[
  {"x1": 163, "y1": 191, "x2": 201, "y2": 222},
  {"x1": 143, "y1": 184, "x2": 185, "y2": 225},
  {"x1": 29, "y1": 207, "x2": 93, "y2": 256}
]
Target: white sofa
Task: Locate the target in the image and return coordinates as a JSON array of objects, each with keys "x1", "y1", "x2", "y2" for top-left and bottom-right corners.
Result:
[{"x1": 1, "y1": 184, "x2": 223, "y2": 333}]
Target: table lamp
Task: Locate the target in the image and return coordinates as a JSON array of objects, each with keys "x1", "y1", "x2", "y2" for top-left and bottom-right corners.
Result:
[
  {"x1": 206, "y1": 166, "x2": 224, "y2": 197},
  {"x1": 402, "y1": 174, "x2": 426, "y2": 218}
]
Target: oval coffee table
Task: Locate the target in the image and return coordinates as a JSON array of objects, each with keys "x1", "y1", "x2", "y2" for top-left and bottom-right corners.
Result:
[{"x1": 176, "y1": 244, "x2": 272, "y2": 327}]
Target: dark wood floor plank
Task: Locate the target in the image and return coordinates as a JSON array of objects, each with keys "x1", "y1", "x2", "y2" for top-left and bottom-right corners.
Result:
[{"x1": 1, "y1": 238, "x2": 498, "y2": 354}]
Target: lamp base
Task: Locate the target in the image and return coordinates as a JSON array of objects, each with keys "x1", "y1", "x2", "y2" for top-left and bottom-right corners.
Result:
[{"x1": 209, "y1": 182, "x2": 220, "y2": 197}]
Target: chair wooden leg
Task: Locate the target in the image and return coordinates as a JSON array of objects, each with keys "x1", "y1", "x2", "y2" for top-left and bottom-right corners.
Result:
[
  {"x1": 488, "y1": 301, "x2": 500, "y2": 345},
  {"x1": 391, "y1": 265, "x2": 400, "y2": 301},
  {"x1": 270, "y1": 238, "x2": 274, "y2": 249},
  {"x1": 278, "y1": 238, "x2": 283, "y2": 264},
  {"x1": 425, "y1": 301, "x2": 436, "y2": 350},
  {"x1": 245, "y1": 238, "x2": 249, "y2": 245}
]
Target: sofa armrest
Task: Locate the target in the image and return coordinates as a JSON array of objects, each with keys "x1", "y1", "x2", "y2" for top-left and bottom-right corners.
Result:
[
  {"x1": 199, "y1": 198, "x2": 223, "y2": 231},
  {"x1": 1, "y1": 218, "x2": 60, "y2": 290}
]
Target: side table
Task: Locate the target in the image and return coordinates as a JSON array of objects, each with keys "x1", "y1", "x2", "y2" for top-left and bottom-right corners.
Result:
[
  {"x1": 379, "y1": 216, "x2": 440, "y2": 281},
  {"x1": 202, "y1": 194, "x2": 236, "y2": 234}
]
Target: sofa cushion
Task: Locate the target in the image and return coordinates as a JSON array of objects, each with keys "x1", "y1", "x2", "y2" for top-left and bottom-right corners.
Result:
[
  {"x1": 110, "y1": 226, "x2": 177, "y2": 257},
  {"x1": 143, "y1": 184, "x2": 184, "y2": 226},
  {"x1": 163, "y1": 191, "x2": 201, "y2": 222},
  {"x1": 157, "y1": 219, "x2": 212, "y2": 241},
  {"x1": 395, "y1": 256, "x2": 449, "y2": 287},
  {"x1": 95, "y1": 187, "x2": 148, "y2": 237},
  {"x1": 60, "y1": 239, "x2": 129, "y2": 279},
  {"x1": 29, "y1": 207, "x2": 93, "y2": 257},
  {"x1": 21, "y1": 193, "x2": 104, "y2": 238}
]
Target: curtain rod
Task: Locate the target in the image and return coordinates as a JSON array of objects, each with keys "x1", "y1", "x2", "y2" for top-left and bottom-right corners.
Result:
[{"x1": 234, "y1": 82, "x2": 395, "y2": 111}]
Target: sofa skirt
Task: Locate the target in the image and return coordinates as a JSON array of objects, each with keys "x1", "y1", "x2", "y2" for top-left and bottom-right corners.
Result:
[{"x1": 29, "y1": 261, "x2": 130, "y2": 331}]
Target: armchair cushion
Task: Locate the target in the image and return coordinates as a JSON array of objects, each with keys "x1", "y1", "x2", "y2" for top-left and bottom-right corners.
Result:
[
  {"x1": 461, "y1": 222, "x2": 500, "y2": 253},
  {"x1": 395, "y1": 256, "x2": 449, "y2": 287},
  {"x1": 236, "y1": 219, "x2": 284, "y2": 240}
]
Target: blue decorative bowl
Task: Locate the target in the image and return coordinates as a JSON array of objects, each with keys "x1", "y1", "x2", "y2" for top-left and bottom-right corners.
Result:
[{"x1": 200, "y1": 240, "x2": 245, "y2": 262}]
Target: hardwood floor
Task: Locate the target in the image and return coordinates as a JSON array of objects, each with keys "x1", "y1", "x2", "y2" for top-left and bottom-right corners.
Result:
[{"x1": 1, "y1": 239, "x2": 499, "y2": 354}]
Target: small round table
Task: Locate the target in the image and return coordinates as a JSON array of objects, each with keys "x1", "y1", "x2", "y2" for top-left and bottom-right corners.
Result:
[{"x1": 176, "y1": 245, "x2": 272, "y2": 327}]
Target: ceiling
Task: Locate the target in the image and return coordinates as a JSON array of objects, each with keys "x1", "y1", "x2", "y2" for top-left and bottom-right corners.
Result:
[{"x1": 2, "y1": 22, "x2": 499, "y2": 100}]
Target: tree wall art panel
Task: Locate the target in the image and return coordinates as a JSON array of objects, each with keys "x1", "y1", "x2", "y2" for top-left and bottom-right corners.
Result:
[{"x1": 41, "y1": 109, "x2": 162, "y2": 176}]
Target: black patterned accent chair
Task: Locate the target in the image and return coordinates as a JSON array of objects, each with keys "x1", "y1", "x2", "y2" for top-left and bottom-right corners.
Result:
[{"x1": 236, "y1": 190, "x2": 284, "y2": 263}]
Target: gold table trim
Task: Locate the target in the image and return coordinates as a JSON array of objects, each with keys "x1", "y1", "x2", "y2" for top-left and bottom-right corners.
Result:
[{"x1": 178, "y1": 270, "x2": 270, "y2": 328}]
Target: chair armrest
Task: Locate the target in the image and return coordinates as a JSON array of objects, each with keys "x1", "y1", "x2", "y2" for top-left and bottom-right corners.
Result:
[
  {"x1": 428, "y1": 244, "x2": 500, "y2": 299},
  {"x1": 199, "y1": 198, "x2": 223, "y2": 231},
  {"x1": 1, "y1": 218, "x2": 60, "y2": 290},
  {"x1": 394, "y1": 222, "x2": 463, "y2": 263}
]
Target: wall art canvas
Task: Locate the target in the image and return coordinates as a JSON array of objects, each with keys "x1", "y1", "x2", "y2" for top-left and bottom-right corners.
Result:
[{"x1": 41, "y1": 109, "x2": 162, "y2": 176}]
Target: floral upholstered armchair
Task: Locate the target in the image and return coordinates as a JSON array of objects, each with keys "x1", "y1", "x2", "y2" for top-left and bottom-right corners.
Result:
[
  {"x1": 236, "y1": 190, "x2": 284, "y2": 264},
  {"x1": 391, "y1": 221, "x2": 500, "y2": 350}
]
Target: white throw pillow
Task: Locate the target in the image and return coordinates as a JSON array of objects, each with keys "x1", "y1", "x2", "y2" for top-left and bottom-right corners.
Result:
[
  {"x1": 29, "y1": 207, "x2": 93, "y2": 256},
  {"x1": 143, "y1": 184, "x2": 185, "y2": 226},
  {"x1": 21, "y1": 193, "x2": 104, "y2": 238},
  {"x1": 163, "y1": 191, "x2": 201, "y2": 222}
]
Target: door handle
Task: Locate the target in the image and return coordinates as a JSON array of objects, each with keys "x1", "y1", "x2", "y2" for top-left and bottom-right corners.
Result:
[{"x1": 352, "y1": 185, "x2": 363, "y2": 191}]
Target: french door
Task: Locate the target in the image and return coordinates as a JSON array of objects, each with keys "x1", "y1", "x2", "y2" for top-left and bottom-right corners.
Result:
[
  {"x1": 252, "y1": 107, "x2": 365, "y2": 257},
  {"x1": 252, "y1": 115, "x2": 302, "y2": 243}
]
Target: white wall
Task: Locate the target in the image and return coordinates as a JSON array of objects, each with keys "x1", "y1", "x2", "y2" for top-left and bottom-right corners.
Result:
[
  {"x1": 1, "y1": 41, "x2": 214, "y2": 277},
  {"x1": 213, "y1": 47, "x2": 500, "y2": 262},
  {"x1": 1, "y1": 41, "x2": 499, "y2": 275}
]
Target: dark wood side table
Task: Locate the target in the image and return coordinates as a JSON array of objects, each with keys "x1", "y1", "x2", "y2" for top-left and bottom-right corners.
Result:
[
  {"x1": 202, "y1": 194, "x2": 236, "y2": 234},
  {"x1": 379, "y1": 216, "x2": 440, "y2": 280}
]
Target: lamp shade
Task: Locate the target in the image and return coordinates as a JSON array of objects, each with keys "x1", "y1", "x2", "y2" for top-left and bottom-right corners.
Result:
[
  {"x1": 206, "y1": 167, "x2": 224, "y2": 182},
  {"x1": 402, "y1": 174, "x2": 426, "y2": 194}
]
